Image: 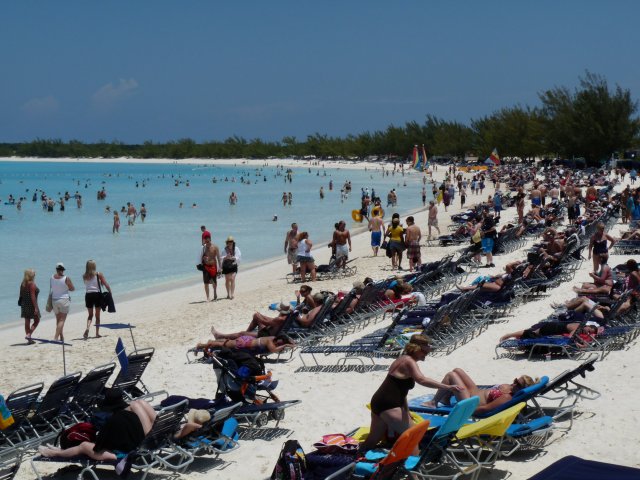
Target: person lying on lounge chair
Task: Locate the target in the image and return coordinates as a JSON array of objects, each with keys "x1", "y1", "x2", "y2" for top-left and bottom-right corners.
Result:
[
  {"x1": 296, "y1": 293, "x2": 328, "y2": 326},
  {"x1": 38, "y1": 395, "x2": 155, "y2": 463},
  {"x1": 295, "y1": 285, "x2": 317, "y2": 310},
  {"x1": 198, "y1": 331, "x2": 296, "y2": 353},
  {"x1": 244, "y1": 303, "x2": 292, "y2": 336},
  {"x1": 499, "y1": 319, "x2": 602, "y2": 342},
  {"x1": 422, "y1": 368, "x2": 537, "y2": 414},
  {"x1": 384, "y1": 281, "x2": 426, "y2": 306},
  {"x1": 457, "y1": 273, "x2": 510, "y2": 292},
  {"x1": 550, "y1": 296, "x2": 609, "y2": 320}
]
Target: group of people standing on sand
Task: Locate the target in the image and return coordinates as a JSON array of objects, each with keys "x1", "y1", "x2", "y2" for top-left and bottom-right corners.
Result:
[
  {"x1": 284, "y1": 222, "x2": 317, "y2": 282},
  {"x1": 18, "y1": 260, "x2": 113, "y2": 344},
  {"x1": 198, "y1": 225, "x2": 241, "y2": 301}
]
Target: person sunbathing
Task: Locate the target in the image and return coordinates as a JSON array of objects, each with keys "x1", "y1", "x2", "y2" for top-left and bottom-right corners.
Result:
[
  {"x1": 243, "y1": 303, "x2": 292, "y2": 336},
  {"x1": 457, "y1": 274, "x2": 509, "y2": 292},
  {"x1": 384, "y1": 282, "x2": 426, "y2": 306},
  {"x1": 573, "y1": 253, "x2": 613, "y2": 295},
  {"x1": 38, "y1": 395, "x2": 156, "y2": 464},
  {"x1": 621, "y1": 229, "x2": 640, "y2": 240},
  {"x1": 499, "y1": 318, "x2": 602, "y2": 342},
  {"x1": 422, "y1": 368, "x2": 537, "y2": 414},
  {"x1": 295, "y1": 285, "x2": 317, "y2": 310},
  {"x1": 198, "y1": 331, "x2": 296, "y2": 353},
  {"x1": 296, "y1": 295, "x2": 328, "y2": 327}
]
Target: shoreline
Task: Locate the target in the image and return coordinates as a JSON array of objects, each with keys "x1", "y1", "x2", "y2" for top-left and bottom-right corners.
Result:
[
  {"x1": 0, "y1": 202, "x2": 429, "y2": 333},
  {"x1": 0, "y1": 156, "x2": 397, "y2": 171}
]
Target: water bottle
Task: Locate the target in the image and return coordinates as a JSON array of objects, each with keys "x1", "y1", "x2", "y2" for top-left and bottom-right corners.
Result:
[{"x1": 0, "y1": 395, "x2": 14, "y2": 430}]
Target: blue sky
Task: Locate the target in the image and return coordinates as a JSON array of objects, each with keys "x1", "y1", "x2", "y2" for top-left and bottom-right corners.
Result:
[{"x1": 1, "y1": 1, "x2": 638, "y2": 143}]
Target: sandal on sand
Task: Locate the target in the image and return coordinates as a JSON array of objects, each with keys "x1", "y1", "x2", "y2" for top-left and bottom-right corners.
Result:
[{"x1": 83, "y1": 329, "x2": 89, "y2": 340}]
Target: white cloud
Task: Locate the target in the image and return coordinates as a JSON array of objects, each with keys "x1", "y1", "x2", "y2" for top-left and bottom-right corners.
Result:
[
  {"x1": 91, "y1": 78, "x2": 139, "y2": 110},
  {"x1": 21, "y1": 95, "x2": 59, "y2": 116}
]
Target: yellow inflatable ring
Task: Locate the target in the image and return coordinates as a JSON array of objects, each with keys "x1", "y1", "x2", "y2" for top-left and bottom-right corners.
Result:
[
  {"x1": 371, "y1": 206, "x2": 384, "y2": 218},
  {"x1": 351, "y1": 210, "x2": 363, "y2": 222}
]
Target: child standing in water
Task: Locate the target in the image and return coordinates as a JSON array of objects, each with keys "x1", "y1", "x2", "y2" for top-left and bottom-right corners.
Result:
[{"x1": 113, "y1": 211, "x2": 120, "y2": 233}]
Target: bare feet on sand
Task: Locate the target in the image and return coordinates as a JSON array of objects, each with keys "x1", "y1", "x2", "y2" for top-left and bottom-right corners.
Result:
[{"x1": 210, "y1": 326, "x2": 220, "y2": 339}]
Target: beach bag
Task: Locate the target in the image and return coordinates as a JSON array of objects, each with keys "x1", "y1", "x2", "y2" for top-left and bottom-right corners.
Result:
[
  {"x1": 97, "y1": 274, "x2": 116, "y2": 313},
  {"x1": 380, "y1": 241, "x2": 389, "y2": 250},
  {"x1": 222, "y1": 258, "x2": 237, "y2": 270},
  {"x1": 312, "y1": 433, "x2": 359, "y2": 454},
  {"x1": 196, "y1": 246, "x2": 206, "y2": 271},
  {"x1": 56, "y1": 422, "x2": 97, "y2": 449},
  {"x1": 271, "y1": 439, "x2": 308, "y2": 480}
]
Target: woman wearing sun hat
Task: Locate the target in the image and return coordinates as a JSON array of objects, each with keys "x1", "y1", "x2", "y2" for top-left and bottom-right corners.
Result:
[
  {"x1": 50, "y1": 262, "x2": 75, "y2": 341},
  {"x1": 221, "y1": 236, "x2": 242, "y2": 300}
]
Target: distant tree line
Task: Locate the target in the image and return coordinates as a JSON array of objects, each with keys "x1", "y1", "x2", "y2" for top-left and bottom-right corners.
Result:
[{"x1": 1, "y1": 72, "x2": 638, "y2": 164}]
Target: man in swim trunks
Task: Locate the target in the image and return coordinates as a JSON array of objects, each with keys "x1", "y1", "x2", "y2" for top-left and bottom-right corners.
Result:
[
  {"x1": 284, "y1": 223, "x2": 299, "y2": 274},
  {"x1": 368, "y1": 213, "x2": 385, "y2": 257},
  {"x1": 333, "y1": 220, "x2": 352, "y2": 268},
  {"x1": 404, "y1": 216, "x2": 422, "y2": 271},
  {"x1": 428, "y1": 201, "x2": 440, "y2": 239},
  {"x1": 201, "y1": 234, "x2": 221, "y2": 302},
  {"x1": 530, "y1": 186, "x2": 542, "y2": 207}
]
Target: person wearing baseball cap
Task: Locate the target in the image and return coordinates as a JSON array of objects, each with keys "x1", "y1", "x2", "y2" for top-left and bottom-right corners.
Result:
[{"x1": 50, "y1": 262, "x2": 75, "y2": 341}]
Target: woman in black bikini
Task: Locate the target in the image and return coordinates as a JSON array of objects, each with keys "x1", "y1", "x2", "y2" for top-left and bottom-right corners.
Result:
[
  {"x1": 588, "y1": 223, "x2": 615, "y2": 273},
  {"x1": 360, "y1": 335, "x2": 462, "y2": 451}
]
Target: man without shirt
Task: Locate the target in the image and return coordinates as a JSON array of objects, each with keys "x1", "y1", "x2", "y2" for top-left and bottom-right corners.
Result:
[
  {"x1": 405, "y1": 216, "x2": 422, "y2": 271},
  {"x1": 368, "y1": 213, "x2": 385, "y2": 257},
  {"x1": 428, "y1": 201, "x2": 441, "y2": 239},
  {"x1": 284, "y1": 223, "x2": 299, "y2": 274},
  {"x1": 333, "y1": 220, "x2": 352, "y2": 268},
  {"x1": 201, "y1": 234, "x2": 222, "y2": 302}
]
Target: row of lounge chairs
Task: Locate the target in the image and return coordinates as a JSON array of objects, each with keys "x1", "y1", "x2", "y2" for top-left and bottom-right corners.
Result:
[
  {"x1": 308, "y1": 359, "x2": 599, "y2": 479},
  {"x1": 1, "y1": 343, "x2": 301, "y2": 479}
]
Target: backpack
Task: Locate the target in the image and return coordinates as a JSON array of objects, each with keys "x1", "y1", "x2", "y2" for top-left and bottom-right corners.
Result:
[
  {"x1": 56, "y1": 422, "x2": 97, "y2": 449},
  {"x1": 271, "y1": 439, "x2": 308, "y2": 480}
]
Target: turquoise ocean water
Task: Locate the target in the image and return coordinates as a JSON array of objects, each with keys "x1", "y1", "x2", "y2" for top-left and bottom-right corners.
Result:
[{"x1": 0, "y1": 160, "x2": 429, "y2": 325}]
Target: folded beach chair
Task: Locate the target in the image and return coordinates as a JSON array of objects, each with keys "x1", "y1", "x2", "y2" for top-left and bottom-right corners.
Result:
[
  {"x1": 30, "y1": 399, "x2": 193, "y2": 480},
  {"x1": 111, "y1": 347, "x2": 156, "y2": 400}
]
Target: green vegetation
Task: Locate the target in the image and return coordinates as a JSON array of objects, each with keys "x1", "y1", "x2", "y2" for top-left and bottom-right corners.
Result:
[{"x1": 1, "y1": 73, "x2": 637, "y2": 164}]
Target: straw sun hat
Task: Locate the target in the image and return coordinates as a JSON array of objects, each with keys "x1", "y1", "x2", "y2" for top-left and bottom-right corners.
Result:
[{"x1": 187, "y1": 408, "x2": 211, "y2": 424}]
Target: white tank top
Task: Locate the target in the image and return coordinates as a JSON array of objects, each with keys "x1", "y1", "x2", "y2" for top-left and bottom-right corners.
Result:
[
  {"x1": 51, "y1": 275, "x2": 70, "y2": 300},
  {"x1": 297, "y1": 239, "x2": 311, "y2": 257},
  {"x1": 84, "y1": 275, "x2": 100, "y2": 293}
]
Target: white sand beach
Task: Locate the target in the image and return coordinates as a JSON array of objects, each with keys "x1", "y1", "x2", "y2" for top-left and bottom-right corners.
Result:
[{"x1": 4, "y1": 163, "x2": 639, "y2": 479}]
